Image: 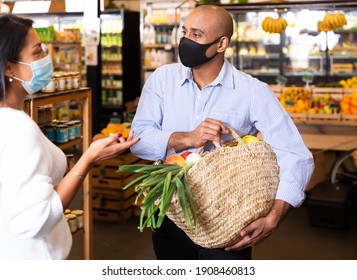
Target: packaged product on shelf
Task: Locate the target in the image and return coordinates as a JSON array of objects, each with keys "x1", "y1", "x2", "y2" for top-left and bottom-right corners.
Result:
[
  {"x1": 66, "y1": 121, "x2": 76, "y2": 140},
  {"x1": 43, "y1": 124, "x2": 55, "y2": 142},
  {"x1": 37, "y1": 106, "x2": 52, "y2": 125},
  {"x1": 42, "y1": 78, "x2": 57, "y2": 93},
  {"x1": 54, "y1": 72, "x2": 66, "y2": 91},
  {"x1": 71, "y1": 120, "x2": 81, "y2": 138},
  {"x1": 64, "y1": 213, "x2": 78, "y2": 233},
  {"x1": 55, "y1": 124, "x2": 69, "y2": 144},
  {"x1": 71, "y1": 210, "x2": 84, "y2": 229}
]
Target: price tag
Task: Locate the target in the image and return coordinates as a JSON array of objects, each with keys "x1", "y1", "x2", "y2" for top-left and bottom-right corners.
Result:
[
  {"x1": 303, "y1": 74, "x2": 314, "y2": 87},
  {"x1": 302, "y1": 75, "x2": 313, "y2": 83},
  {"x1": 276, "y1": 75, "x2": 288, "y2": 86},
  {"x1": 330, "y1": 103, "x2": 340, "y2": 109},
  {"x1": 285, "y1": 100, "x2": 295, "y2": 106}
]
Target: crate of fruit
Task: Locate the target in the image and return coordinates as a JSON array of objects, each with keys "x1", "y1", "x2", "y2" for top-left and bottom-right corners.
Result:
[
  {"x1": 308, "y1": 88, "x2": 342, "y2": 121},
  {"x1": 280, "y1": 86, "x2": 311, "y2": 120},
  {"x1": 340, "y1": 89, "x2": 357, "y2": 122}
]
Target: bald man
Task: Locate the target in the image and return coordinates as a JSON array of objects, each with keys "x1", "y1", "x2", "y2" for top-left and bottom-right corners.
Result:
[{"x1": 131, "y1": 5, "x2": 314, "y2": 260}]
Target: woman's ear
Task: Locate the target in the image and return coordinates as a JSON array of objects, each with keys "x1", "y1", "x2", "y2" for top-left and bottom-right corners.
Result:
[{"x1": 4, "y1": 62, "x2": 13, "y2": 79}]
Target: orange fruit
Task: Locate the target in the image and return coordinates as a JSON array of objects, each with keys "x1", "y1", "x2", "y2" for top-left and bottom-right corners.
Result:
[{"x1": 164, "y1": 154, "x2": 187, "y2": 167}]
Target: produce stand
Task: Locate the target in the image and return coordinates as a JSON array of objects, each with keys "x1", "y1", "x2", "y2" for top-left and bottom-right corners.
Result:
[{"x1": 294, "y1": 120, "x2": 357, "y2": 191}]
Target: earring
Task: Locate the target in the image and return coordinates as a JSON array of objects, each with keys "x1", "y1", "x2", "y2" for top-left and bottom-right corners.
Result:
[{"x1": 9, "y1": 77, "x2": 13, "y2": 83}]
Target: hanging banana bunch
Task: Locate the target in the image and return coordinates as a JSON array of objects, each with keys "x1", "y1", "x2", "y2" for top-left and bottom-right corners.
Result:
[
  {"x1": 262, "y1": 17, "x2": 288, "y2": 34},
  {"x1": 317, "y1": 12, "x2": 347, "y2": 32}
]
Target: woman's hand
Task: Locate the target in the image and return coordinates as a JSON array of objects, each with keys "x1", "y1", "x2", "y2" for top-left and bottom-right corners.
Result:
[{"x1": 87, "y1": 130, "x2": 140, "y2": 164}]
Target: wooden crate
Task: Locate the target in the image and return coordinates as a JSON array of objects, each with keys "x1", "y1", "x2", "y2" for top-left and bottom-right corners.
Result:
[
  {"x1": 90, "y1": 150, "x2": 151, "y2": 222},
  {"x1": 93, "y1": 207, "x2": 134, "y2": 223},
  {"x1": 92, "y1": 192, "x2": 136, "y2": 211},
  {"x1": 341, "y1": 114, "x2": 357, "y2": 122}
]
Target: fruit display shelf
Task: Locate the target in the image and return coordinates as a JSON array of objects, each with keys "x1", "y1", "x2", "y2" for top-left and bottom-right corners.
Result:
[{"x1": 269, "y1": 85, "x2": 357, "y2": 125}]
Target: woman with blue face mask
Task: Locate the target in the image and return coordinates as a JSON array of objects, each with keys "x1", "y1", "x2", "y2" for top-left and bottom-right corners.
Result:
[{"x1": 0, "y1": 14, "x2": 140, "y2": 259}]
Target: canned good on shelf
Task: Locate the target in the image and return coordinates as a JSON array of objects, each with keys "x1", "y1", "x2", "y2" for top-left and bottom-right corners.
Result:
[
  {"x1": 71, "y1": 120, "x2": 81, "y2": 138},
  {"x1": 55, "y1": 124, "x2": 69, "y2": 143},
  {"x1": 65, "y1": 73, "x2": 73, "y2": 90},
  {"x1": 66, "y1": 121, "x2": 76, "y2": 140},
  {"x1": 42, "y1": 78, "x2": 57, "y2": 93},
  {"x1": 54, "y1": 72, "x2": 66, "y2": 91},
  {"x1": 44, "y1": 124, "x2": 55, "y2": 142},
  {"x1": 71, "y1": 209, "x2": 84, "y2": 229},
  {"x1": 64, "y1": 213, "x2": 78, "y2": 233},
  {"x1": 72, "y1": 72, "x2": 81, "y2": 89}
]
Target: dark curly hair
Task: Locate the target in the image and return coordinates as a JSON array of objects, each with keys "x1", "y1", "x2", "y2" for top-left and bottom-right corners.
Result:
[{"x1": 0, "y1": 14, "x2": 33, "y2": 101}]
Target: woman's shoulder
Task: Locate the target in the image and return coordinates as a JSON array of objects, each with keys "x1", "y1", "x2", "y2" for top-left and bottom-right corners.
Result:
[{"x1": 0, "y1": 108, "x2": 38, "y2": 134}]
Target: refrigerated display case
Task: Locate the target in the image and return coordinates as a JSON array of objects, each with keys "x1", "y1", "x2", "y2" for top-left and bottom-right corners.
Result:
[
  {"x1": 141, "y1": 0, "x2": 196, "y2": 84},
  {"x1": 98, "y1": 9, "x2": 141, "y2": 129},
  {"x1": 221, "y1": 1, "x2": 357, "y2": 85}
]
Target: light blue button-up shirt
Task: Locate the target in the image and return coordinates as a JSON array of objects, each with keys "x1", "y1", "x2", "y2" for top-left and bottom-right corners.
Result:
[{"x1": 131, "y1": 59, "x2": 314, "y2": 207}]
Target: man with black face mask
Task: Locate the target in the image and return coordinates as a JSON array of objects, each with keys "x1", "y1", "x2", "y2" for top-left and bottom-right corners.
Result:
[{"x1": 130, "y1": 5, "x2": 314, "y2": 260}]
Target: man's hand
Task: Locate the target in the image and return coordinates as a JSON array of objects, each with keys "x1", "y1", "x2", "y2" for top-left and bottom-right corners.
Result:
[
  {"x1": 189, "y1": 118, "x2": 229, "y2": 147},
  {"x1": 225, "y1": 200, "x2": 292, "y2": 251},
  {"x1": 167, "y1": 118, "x2": 229, "y2": 152}
]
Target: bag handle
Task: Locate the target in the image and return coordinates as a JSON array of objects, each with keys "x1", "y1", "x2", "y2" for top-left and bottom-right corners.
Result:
[{"x1": 197, "y1": 127, "x2": 254, "y2": 157}]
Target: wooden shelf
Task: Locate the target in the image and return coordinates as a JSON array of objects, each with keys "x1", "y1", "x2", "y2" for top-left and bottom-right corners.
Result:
[
  {"x1": 24, "y1": 88, "x2": 93, "y2": 260},
  {"x1": 295, "y1": 120, "x2": 357, "y2": 152}
]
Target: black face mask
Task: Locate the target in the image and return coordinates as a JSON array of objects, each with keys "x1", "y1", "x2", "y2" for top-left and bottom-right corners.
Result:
[{"x1": 178, "y1": 36, "x2": 222, "y2": 68}]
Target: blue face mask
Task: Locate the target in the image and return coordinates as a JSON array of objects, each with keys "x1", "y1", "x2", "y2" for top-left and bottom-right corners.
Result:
[{"x1": 12, "y1": 55, "x2": 53, "y2": 94}]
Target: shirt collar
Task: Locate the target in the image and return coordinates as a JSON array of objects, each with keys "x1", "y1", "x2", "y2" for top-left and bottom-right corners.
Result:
[{"x1": 179, "y1": 59, "x2": 234, "y2": 89}]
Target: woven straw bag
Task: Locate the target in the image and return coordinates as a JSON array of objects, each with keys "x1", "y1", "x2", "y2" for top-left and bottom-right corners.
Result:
[{"x1": 165, "y1": 128, "x2": 280, "y2": 248}]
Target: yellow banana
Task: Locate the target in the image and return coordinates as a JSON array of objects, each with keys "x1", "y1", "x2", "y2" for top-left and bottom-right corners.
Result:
[
  {"x1": 262, "y1": 16, "x2": 287, "y2": 33},
  {"x1": 322, "y1": 12, "x2": 347, "y2": 31},
  {"x1": 280, "y1": 18, "x2": 288, "y2": 29},
  {"x1": 262, "y1": 17, "x2": 270, "y2": 32},
  {"x1": 323, "y1": 13, "x2": 335, "y2": 29},
  {"x1": 267, "y1": 18, "x2": 274, "y2": 33},
  {"x1": 336, "y1": 13, "x2": 347, "y2": 27},
  {"x1": 333, "y1": 13, "x2": 343, "y2": 28},
  {"x1": 317, "y1": 20, "x2": 330, "y2": 32}
]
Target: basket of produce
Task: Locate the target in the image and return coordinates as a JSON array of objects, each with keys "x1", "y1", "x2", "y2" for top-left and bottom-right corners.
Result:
[{"x1": 117, "y1": 128, "x2": 279, "y2": 248}]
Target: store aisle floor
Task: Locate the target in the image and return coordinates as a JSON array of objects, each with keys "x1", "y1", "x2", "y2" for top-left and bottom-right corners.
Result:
[{"x1": 68, "y1": 204, "x2": 357, "y2": 260}]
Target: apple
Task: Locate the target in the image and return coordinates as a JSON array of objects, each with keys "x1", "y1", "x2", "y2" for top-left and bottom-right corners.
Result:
[{"x1": 180, "y1": 151, "x2": 192, "y2": 160}]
